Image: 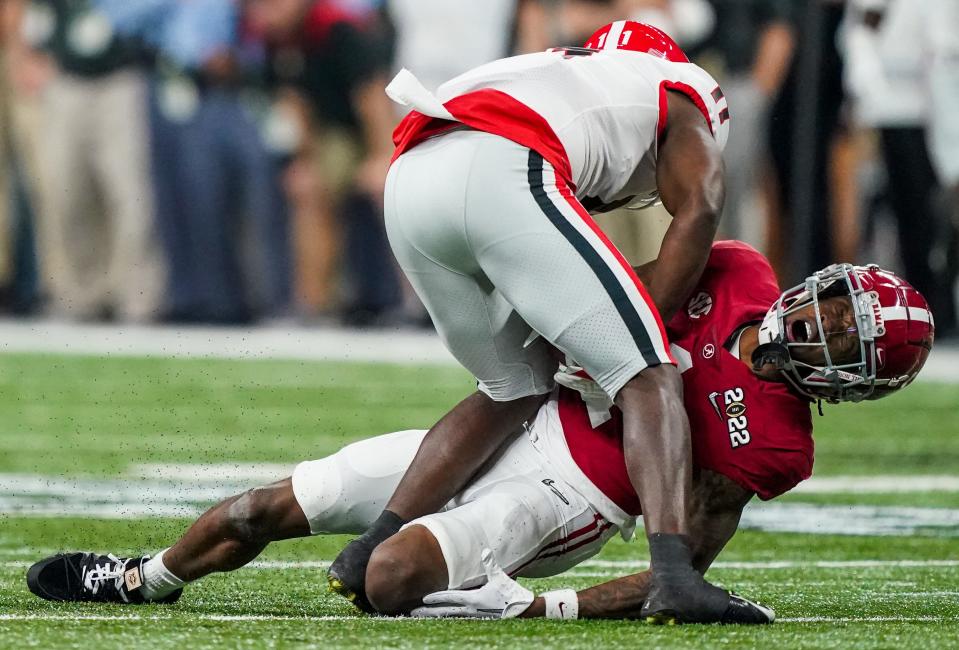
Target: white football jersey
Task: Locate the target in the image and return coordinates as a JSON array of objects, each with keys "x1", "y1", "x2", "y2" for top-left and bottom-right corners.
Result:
[{"x1": 388, "y1": 47, "x2": 728, "y2": 210}]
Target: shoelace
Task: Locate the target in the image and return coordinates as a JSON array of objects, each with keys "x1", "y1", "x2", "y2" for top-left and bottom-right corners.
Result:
[{"x1": 81, "y1": 554, "x2": 127, "y2": 600}]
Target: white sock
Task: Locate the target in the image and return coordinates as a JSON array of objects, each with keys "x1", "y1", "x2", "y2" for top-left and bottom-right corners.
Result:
[{"x1": 139, "y1": 548, "x2": 187, "y2": 601}]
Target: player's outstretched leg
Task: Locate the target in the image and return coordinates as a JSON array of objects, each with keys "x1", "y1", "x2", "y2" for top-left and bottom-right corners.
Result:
[{"x1": 27, "y1": 479, "x2": 310, "y2": 604}]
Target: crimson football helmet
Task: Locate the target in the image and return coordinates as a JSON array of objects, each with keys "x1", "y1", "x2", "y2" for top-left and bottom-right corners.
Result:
[
  {"x1": 582, "y1": 20, "x2": 689, "y2": 63},
  {"x1": 754, "y1": 264, "x2": 934, "y2": 403}
]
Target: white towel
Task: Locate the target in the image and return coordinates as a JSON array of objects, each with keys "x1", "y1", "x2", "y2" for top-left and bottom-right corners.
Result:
[{"x1": 385, "y1": 68, "x2": 456, "y2": 121}]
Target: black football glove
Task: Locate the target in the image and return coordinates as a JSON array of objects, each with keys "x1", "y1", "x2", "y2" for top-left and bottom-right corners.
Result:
[
  {"x1": 641, "y1": 533, "x2": 775, "y2": 625},
  {"x1": 640, "y1": 533, "x2": 730, "y2": 624}
]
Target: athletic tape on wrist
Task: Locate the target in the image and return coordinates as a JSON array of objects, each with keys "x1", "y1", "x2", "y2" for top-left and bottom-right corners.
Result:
[{"x1": 543, "y1": 589, "x2": 579, "y2": 620}]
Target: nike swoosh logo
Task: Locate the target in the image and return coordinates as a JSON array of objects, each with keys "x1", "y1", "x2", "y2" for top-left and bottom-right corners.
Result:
[
  {"x1": 558, "y1": 602, "x2": 566, "y2": 617},
  {"x1": 707, "y1": 391, "x2": 723, "y2": 421},
  {"x1": 542, "y1": 479, "x2": 570, "y2": 505}
]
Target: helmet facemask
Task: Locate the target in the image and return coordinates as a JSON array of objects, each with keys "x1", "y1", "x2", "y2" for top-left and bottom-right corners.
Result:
[{"x1": 755, "y1": 264, "x2": 882, "y2": 402}]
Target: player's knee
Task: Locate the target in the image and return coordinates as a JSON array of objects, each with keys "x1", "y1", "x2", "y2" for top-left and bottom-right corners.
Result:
[
  {"x1": 224, "y1": 487, "x2": 284, "y2": 543},
  {"x1": 366, "y1": 525, "x2": 447, "y2": 615},
  {"x1": 365, "y1": 539, "x2": 419, "y2": 615}
]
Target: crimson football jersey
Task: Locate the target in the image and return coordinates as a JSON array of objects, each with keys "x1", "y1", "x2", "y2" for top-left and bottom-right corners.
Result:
[{"x1": 557, "y1": 241, "x2": 814, "y2": 512}]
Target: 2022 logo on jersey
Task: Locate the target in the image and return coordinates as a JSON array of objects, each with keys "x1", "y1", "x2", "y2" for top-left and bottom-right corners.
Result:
[{"x1": 707, "y1": 387, "x2": 751, "y2": 449}]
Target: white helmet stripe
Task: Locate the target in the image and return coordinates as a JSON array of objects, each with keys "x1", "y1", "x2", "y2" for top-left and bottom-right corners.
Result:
[
  {"x1": 880, "y1": 306, "x2": 934, "y2": 324},
  {"x1": 604, "y1": 20, "x2": 627, "y2": 49}
]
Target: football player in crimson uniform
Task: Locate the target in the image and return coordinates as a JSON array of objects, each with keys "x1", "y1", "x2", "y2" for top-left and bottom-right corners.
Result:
[
  {"x1": 26, "y1": 242, "x2": 933, "y2": 623},
  {"x1": 332, "y1": 19, "x2": 732, "y2": 622}
]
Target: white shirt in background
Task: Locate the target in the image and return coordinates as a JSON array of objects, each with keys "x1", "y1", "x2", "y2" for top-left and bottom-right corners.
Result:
[{"x1": 387, "y1": 0, "x2": 519, "y2": 93}]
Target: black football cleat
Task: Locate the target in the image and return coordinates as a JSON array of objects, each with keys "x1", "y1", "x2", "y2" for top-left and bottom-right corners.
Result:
[
  {"x1": 720, "y1": 593, "x2": 776, "y2": 624},
  {"x1": 327, "y1": 510, "x2": 405, "y2": 614},
  {"x1": 26, "y1": 553, "x2": 181, "y2": 605},
  {"x1": 327, "y1": 539, "x2": 376, "y2": 614}
]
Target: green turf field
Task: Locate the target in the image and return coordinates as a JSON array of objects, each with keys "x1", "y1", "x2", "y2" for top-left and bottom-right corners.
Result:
[{"x1": 1, "y1": 353, "x2": 958, "y2": 648}]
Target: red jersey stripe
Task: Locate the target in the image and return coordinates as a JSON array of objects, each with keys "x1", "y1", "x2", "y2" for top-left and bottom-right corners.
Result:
[{"x1": 391, "y1": 89, "x2": 573, "y2": 185}]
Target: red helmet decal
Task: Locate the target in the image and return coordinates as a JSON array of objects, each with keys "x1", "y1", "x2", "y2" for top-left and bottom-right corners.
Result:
[{"x1": 583, "y1": 20, "x2": 689, "y2": 63}]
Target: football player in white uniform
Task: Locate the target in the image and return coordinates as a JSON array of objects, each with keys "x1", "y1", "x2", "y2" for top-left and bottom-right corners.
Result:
[
  {"x1": 26, "y1": 243, "x2": 934, "y2": 623},
  {"x1": 330, "y1": 20, "x2": 734, "y2": 623}
]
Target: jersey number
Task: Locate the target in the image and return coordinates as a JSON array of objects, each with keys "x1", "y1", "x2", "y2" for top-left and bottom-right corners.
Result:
[{"x1": 717, "y1": 387, "x2": 751, "y2": 448}]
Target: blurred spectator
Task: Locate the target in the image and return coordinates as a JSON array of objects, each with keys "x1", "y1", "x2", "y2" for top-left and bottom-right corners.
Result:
[
  {"x1": 926, "y1": 0, "x2": 959, "y2": 338},
  {"x1": 926, "y1": 1, "x2": 959, "y2": 197},
  {"x1": 246, "y1": 0, "x2": 398, "y2": 324},
  {"x1": 696, "y1": 1, "x2": 795, "y2": 248},
  {"x1": 24, "y1": 0, "x2": 165, "y2": 321},
  {"x1": 559, "y1": 0, "x2": 713, "y2": 48},
  {"x1": 765, "y1": 0, "x2": 847, "y2": 282},
  {"x1": 385, "y1": 0, "x2": 550, "y2": 323},
  {"x1": 557, "y1": 0, "x2": 622, "y2": 44},
  {"x1": 387, "y1": 0, "x2": 550, "y2": 93},
  {"x1": 104, "y1": 0, "x2": 291, "y2": 324},
  {"x1": 842, "y1": 0, "x2": 958, "y2": 336},
  {"x1": 0, "y1": 0, "x2": 44, "y2": 313},
  {"x1": 620, "y1": 0, "x2": 714, "y2": 47}
]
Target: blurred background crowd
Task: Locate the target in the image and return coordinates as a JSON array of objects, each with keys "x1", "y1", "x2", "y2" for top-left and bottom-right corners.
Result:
[{"x1": 0, "y1": 0, "x2": 956, "y2": 337}]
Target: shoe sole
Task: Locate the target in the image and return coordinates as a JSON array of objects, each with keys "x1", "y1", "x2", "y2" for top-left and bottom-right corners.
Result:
[
  {"x1": 327, "y1": 572, "x2": 361, "y2": 608},
  {"x1": 644, "y1": 611, "x2": 680, "y2": 625}
]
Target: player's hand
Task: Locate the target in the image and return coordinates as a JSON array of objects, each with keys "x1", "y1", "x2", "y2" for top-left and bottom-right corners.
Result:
[
  {"x1": 553, "y1": 365, "x2": 610, "y2": 405},
  {"x1": 641, "y1": 570, "x2": 730, "y2": 624},
  {"x1": 411, "y1": 549, "x2": 533, "y2": 619},
  {"x1": 641, "y1": 533, "x2": 729, "y2": 624},
  {"x1": 640, "y1": 534, "x2": 775, "y2": 625}
]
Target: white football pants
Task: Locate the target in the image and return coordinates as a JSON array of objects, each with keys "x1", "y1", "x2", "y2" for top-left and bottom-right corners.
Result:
[
  {"x1": 384, "y1": 129, "x2": 674, "y2": 402},
  {"x1": 291, "y1": 427, "x2": 618, "y2": 589}
]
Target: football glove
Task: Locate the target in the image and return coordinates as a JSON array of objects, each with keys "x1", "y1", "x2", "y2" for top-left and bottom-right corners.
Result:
[
  {"x1": 553, "y1": 364, "x2": 614, "y2": 427},
  {"x1": 410, "y1": 549, "x2": 533, "y2": 619},
  {"x1": 641, "y1": 534, "x2": 775, "y2": 625}
]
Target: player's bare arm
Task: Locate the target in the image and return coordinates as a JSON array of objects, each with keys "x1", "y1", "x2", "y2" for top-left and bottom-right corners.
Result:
[
  {"x1": 612, "y1": 110, "x2": 728, "y2": 619},
  {"x1": 519, "y1": 471, "x2": 752, "y2": 619},
  {"x1": 651, "y1": 91, "x2": 726, "y2": 321}
]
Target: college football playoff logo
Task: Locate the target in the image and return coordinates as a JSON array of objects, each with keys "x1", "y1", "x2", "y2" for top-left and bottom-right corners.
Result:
[{"x1": 687, "y1": 292, "x2": 713, "y2": 319}]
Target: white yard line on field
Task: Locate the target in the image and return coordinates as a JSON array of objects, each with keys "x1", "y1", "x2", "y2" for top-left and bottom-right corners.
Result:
[
  {"x1": 0, "y1": 614, "x2": 421, "y2": 622},
  {"x1": 131, "y1": 463, "x2": 295, "y2": 483},
  {"x1": 0, "y1": 319, "x2": 457, "y2": 366},
  {"x1": 777, "y1": 616, "x2": 947, "y2": 623},
  {"x1": 0, "y1": 613, "x2": 949, "y2": 624},
  {"x1": 0, "y1": 317, "x2": 957, "y2": 382},
  {"x1": 793, "y1": 475, "x2": 959, "y2": 493},
  {"x1": 3, "y1": 473, "x2": 959, "y2": 536},
  {"x1": 122, "y1": 464, "x2": 959, "y2": 495},
  {"x1": 4, "y1": 559, "x2": 959, "y2": 571}
]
